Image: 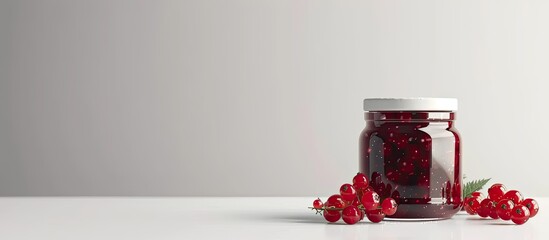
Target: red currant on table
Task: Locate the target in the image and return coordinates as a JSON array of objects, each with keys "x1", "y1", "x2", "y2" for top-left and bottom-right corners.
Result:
[
  {"x1": 361, "y1": 190, "x2": 380, "y2": 211},
  {"x1": 326, "y1": 194, "x2": 346, "y2": 209},
  {"x1": 359, "y1": 209, "x2": 365, "y2": 220},
  {"x1": 313, "y1": 198, "x2": 323, "y2": 209},
  {"x1": 366, "y1": 209, "x2": 385, "y2": 223},
  {"x1": 478, "y1": 199, "x2": 494, "y2": 218},
  {"x1": 342, "y1": 205, "x2": 361, "y2": 224},
  {"x1": 463, "y1": 197, "x2": 481, "y2": 215},
  {"x1": 488, "y1": 183, "x2": 506, "y2": 202},
  {"x1": 351, "y1": 196, "x2": 362, "y2": 207},
  {"x1": 522, "y1": 198, "x2": 539, "y2": 218},
  {"x1": 381, "y1": 198, "x2": 398, "y2": 216},
  {"x1": 503, "y1": 190, "x2": 523, "y2": 204},
  {"x1": 496, "y1": 199, "x2": 515, "y2": 221},
  {"x1": 489, "y1": 203, "x2": 500, "y2": 219},
  {"x1": 362, "y1": 186, "x2": 374, "y2": 194},
  {"x1": 340, "y1": 184, "x2": 357, "y2": 202},
  {"x1": 471, "y1": 191, "x2": 484, "y2": 199},
  {"x1": 323, "y1": 209, "x2": 341, "y2": 223},
  {"x1": 511, "y1": 205, "x2": 530, "y2": 225},
  {"x1": 353, "y1": 172, "x2": 369, "y2": 191}
]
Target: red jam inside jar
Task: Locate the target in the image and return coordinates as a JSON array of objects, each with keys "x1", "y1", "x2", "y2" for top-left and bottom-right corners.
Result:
[{"x1": 359, "y1": 98, "x2": 462, "y2": 219}]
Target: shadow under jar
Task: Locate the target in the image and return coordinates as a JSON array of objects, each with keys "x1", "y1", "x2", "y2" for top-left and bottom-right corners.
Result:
[{"x1": 359, "y1": 98, "x2": 462, "y2": 219}]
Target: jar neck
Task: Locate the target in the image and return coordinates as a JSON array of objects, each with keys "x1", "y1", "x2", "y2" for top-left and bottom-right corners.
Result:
[{"x1": 364, "y1": 111, "x2": 455, "y2": 122}]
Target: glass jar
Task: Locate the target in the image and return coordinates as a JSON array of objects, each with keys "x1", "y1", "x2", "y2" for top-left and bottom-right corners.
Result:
[{"x1": 359, "y1": 98, "x2": 461, "y2": 219}]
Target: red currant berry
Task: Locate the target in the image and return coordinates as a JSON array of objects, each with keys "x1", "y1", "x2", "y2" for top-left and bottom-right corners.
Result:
[
  {"x1": 340, "y1": 184, "x2": 357, "y2": 202},
  {"x1": 323, "y1": 209, "x2": 341, "y2": 223},
  {"x1": 522, "y1": 198, "x2": 539, "y2": 218},
  {"x1": 361, "y1": 190, "x2": 380, "y2": 211},
  {"x1": 496, "y1": 199, "x2": 515, "y2": 221},
  {"x1": 326, "y1": 194, "x2": 346, "y2": 209},
  {"x1": 463, "y1": 197, "x2": 481, "y2": 215},
  {"x1": 359, "y1": 209, "x2": 365, "y2": 220},
  {"x1": 381, "y1": 198, "x2": 398, "y2": 215},
  {"x1": 503, "y1": 190, "x2": 523, "y2": 204},
  {"x1": 488, "y1": 183, "x2": 506, "y2": 202},
  {"x1": 313, "y1": 198, "x2": 323, "y2": 209},
  {"x1": 471, "y1": 191, "x2": 484, "y2": 199},
  {"x1": 351, "y1": 196, "x2": 361, "y2": 207},
  {"x1": 342, "y1": 206, "x2": 361, "y2": 224},
  {"x1": 478, "y1": 198, "x2": 494, "y2": 218},
  {"x1": 362, "y1": 186, "x2": 374, "y2": 194},
  {"x1": 353, "y1": 172, "x2": 369, "y2": 191},
  {"x1": 489, "y1": 206, "x2": 500, "y2": 219},
  {"x1": 511, "y1": 205, "x2": 530, "y2": 225},
  {"x1": 366, "y1": 209, "x2": 385, "y2": 223},
  {"x1": 391, "y1": 190, "x2": 401, "y2": 200},
  {"x1": 463, "y1": 200, "x2": 474, "y2": 214}
]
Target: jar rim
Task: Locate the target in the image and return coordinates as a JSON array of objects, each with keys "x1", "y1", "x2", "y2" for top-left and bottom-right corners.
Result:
[{"x1": 363, "y1": 98, "x2": 458, "y2": 112}]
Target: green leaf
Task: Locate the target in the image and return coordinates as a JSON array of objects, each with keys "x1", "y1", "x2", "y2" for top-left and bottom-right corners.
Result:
[{"x1": 463, "y1": 178, "x2": 491, "y2": 198}]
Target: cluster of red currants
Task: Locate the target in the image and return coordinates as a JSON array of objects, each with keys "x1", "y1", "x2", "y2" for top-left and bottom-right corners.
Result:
[
  {"x1": 463, "y1": 183, "x2": 539, "y2": 225},
  {"x1": 311, "y1": 173, "x2": 398, "y2": 224}
]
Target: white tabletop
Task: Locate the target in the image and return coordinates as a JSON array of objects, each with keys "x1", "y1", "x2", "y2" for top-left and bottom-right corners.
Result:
[{"x1": 0, "y1": 197, "x2": 545, "y2": 240}]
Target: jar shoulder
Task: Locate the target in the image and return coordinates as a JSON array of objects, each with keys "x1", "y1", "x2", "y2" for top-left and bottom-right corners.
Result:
[{"x1": 360, "y1": 122, "x2": 460, "y2": 140}]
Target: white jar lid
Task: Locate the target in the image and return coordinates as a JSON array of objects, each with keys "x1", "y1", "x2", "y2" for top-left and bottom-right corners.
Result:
[{"x1": 363, "y1": 98, "x2": 458, "y2": 111}]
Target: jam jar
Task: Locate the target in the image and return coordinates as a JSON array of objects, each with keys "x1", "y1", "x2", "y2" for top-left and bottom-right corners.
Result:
[{"x1": 359, "y1": 98, "x2": 461, "y2": 219}]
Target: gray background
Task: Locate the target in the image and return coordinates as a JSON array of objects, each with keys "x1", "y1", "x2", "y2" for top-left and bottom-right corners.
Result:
[{"x1": 1, "y1": 0, "x2": 548, "y2": 196}]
